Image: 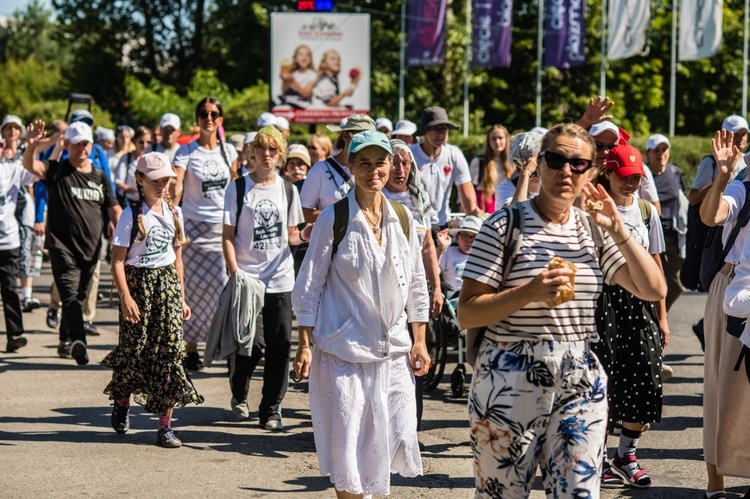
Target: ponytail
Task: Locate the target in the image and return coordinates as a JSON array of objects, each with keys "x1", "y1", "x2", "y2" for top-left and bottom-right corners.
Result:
[{"x1": 166, "y1": 188, "x2": 189, "y2": 247}]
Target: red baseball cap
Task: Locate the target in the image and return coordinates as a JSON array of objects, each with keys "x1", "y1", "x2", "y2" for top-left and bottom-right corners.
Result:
[{"x1": 605, "y1": 144, "x2": 645, "y2": 177}]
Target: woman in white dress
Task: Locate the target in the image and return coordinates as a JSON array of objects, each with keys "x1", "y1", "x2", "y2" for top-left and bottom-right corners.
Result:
[{"x1": 292, "y1": 130, "x2": 430, "y2": 498}]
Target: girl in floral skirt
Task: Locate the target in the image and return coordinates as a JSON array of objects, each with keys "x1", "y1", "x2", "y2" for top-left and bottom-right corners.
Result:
[{"x1": 103, "y1": 152, "x2": 203, "y2": 448}]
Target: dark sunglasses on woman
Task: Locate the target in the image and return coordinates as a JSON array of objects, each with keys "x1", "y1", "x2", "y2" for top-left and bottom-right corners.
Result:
[
  {"x1": 539, "y1": 150, "x2": 594, "y2": 174},
  {"x1": 198, "y1": 110, "x2": 221, "y2": 120}
]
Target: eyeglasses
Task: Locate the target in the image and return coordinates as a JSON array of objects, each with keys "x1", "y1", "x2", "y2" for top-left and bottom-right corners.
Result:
[
  {"x1": 458, "y1": 232, "x2": 476, "y2": 242},
  {"x1": 427, "y1": 125, "x2": 450, "y2": 133},
  {"x1": 198, "y1": 110, "x2": 221, "y2": 120},
  {"x1": 595, "y1": 141, "x2": 617, "y2": 153},
  {"x1": 540, "y1": 150, "x2": 594, "y2": 174}
]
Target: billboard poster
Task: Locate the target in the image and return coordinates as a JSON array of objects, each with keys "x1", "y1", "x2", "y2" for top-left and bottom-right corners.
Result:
[
  {"x1": 270, "y1": 12, "x2": 371, "y2": 124},
  {"x1": 543, "y1": 0, "x2": 586, "y2": 68},
  {"x1": 406, "y1": 0, "x2": 448, "y2": 66},
  {"x1": 472, "y1": 0, "x2": 513, "y2": 67}
]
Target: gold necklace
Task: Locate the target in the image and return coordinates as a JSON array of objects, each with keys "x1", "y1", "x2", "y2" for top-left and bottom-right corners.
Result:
[{"x1": 360, "y1": 203, "x2": 383, "y2": 237}]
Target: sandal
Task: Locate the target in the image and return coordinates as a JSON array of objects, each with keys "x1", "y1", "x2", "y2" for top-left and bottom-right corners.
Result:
[
  {"x1": 612, "y1": 452, "x2": 651, "y2": 488},
  {"x1": 600, "y1": 462, "x2": 625, "y2": 489},
  {"x1": 703, "y1": 493, "x2": 727, "y2": 499}
]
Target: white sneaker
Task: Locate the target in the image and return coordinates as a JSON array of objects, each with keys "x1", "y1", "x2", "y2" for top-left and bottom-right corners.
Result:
[
  {"x1": 231, "y1": 398, "x2": 250, "y2": 419},
  {"x1": 264, "y1": 419, "x2": 283, "y2": 431},
  {"x1": 662, "y1": 364, "x2": 674, "y2": 381}
]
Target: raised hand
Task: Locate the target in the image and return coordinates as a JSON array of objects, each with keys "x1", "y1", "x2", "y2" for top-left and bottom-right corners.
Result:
[
  {"x1": 581, "y1": 182, "x2": 622, "y2": 231},
  {"x1": 711, "y1": 129, "x2": 742, "y2": 176},
  {"x1": 580, "y1": 96, "x2": 615, "y2": 128},
  {"x1": 26, "y1": 119, "x2": 46, "y2": 146}
]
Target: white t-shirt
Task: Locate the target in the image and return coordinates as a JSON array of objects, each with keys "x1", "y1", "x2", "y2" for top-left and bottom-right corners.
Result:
[
  {"x1": 115, "y1": 153, "x2": 138, "y2": 201},
  {"x1": 469, "y1": 157, "x2": 507, "y2": 191},
  {"x1": 112, "y1": 201, "x2": 183, "y2": 269},
  {"x1": 223, "y1": 175, "x2": 304, "y2": 293},
  {"x1": 299, "y1": 158, "x2": 352, "y2": 212},
  {"x1": 494, "y1": 177, "x2": 541, "y2": 208},
  {"x1": 617, "y1": 200, "x2": 665, "y2": 254},
  {"x1": 293, "y1": 69, "x2": 318, "y2": 90},
  {"x1": 440, "y1": 245, "x2": 469, "y2": 293},
  {"x1": 692, "y1": 155, "x2": 744, "y2": 190},
  {"x1": 0, "y1": 161, "x2": 36, "y2": 250},
  {"x1": 174, "y1": 141, "x2": 238, "y2": 224},
  {"x1": 382, "y1": 189, "x2": 431, "y2": 247},
  {"x1": 720, "y1": 180, "x2": 750, "y2": 265},
  {"x1": 411, "y1": 143, "x2": 472, "y2": 226}
]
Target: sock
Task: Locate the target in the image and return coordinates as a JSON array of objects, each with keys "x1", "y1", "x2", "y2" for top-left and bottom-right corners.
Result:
[
  {"x1": 618, "y1": 428, "x2": 641, "y2": 458},
  {"x1": 117, "y1": 397, "x2": 130, "y2": 408},
  {"x1": 158, "y1": 414, "x2": 171, "y2": 429},
  {"x1": 22, "y1": 287, "x2": 32, "y2": 300}
]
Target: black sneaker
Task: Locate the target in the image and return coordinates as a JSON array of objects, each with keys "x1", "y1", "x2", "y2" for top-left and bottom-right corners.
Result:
[
  {"x1": 83, "y1": 321, "x2": 100, "y2": 336},
  {"x1": 6, "y1": 335, "x2": 27, "y2": 353},
  {"x1": 22, "y1": 297, "x2": 41, "y2": 313},
  {"x1": 70, "y1": 340, "x2": 89, "y2": 366},
  {"x1": 46, "y1": 308, "x2": 60, "y2": 329},
  {"x1": 111, "y1": 400, "x2": 130, "y2": 434},
  {"x1": 57, "y1": 341, "x2": 71, "y2": 358},
  {"x1": 156, "y1": 427, "x2": 182, "y2": 448},
  {"x1": 693, "y1": 320, "x2": 706, "y2": 352},
  {"x1": 184, "y1": 351, "x2": 203, "y2": 371}
]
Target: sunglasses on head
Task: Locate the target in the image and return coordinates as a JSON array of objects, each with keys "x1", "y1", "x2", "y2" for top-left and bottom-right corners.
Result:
[
  {"x1": 595, "y1": 141, "x2": 617, "y2": 153},
  {"x1": 198, "y1": 110, "x2": 221, "y2": 120},
  {"x1": 540, "y1": 150, "x2": 594, "y2": 174}
]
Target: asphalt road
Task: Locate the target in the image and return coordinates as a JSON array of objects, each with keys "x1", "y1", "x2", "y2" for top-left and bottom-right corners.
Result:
[{"x1": 1, "y1": 264, "x2": 749, "y2": 498}]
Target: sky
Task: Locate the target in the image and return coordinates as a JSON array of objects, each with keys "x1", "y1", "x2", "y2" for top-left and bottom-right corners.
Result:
[{"x1": 1, "y1": 0, "x2": 50, "y2": 17}]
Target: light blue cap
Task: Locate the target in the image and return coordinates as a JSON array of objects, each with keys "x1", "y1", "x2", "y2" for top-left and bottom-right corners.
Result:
[{"x1": 348, "y1": 130, "x2": 392, "y2": 155}]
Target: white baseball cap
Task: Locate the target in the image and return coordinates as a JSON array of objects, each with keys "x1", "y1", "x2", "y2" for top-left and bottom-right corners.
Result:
[
  {"x1": 64, "y1": 122, "x2": 94, "y2": 144},
  {"x1": 227, "y1": 133, "x2": 245, "y2": 153},
  {"x1": 136, "y1": 152, "x2": 177, "y2": 180},
  {"x1": 275, "y1": 116, "x2": 290, "y2": 131},
  {"x1": 95, "y1": 126, "x2": 115, "y2": 142},
  {"x1": 589, "y1": 121, "x2": 620, "y2": 140},
  {"x1": 448, "y1": 216, "x2": 483, "y2": 236},
  {"x1": 257, "y1": 112, "x2": 277, "y2": 128},
  {"x1": 159, "y1": 113, "x2": 181, "y2": 131},
  {"x1": 722, "y1": 115, "x2": 750, "y2": 134},
  {"x1": 646, "y1": 133, "x2": 670, "y2": 150},
  {"x1": 0, "y1": 115, "x2": 26, "y2": 136},
  {"x1": 392, "y1": 119, "x2": 417, "y2": 137},
  {"x1": 287, "y1": 144, "x2": 311, "y2": 167},
  {"x1": 375, "y1": 117, "x2": 393, "y2": 132},
  {"x1": 243, "y1": 132, "x2": 257, "y2": 145}
]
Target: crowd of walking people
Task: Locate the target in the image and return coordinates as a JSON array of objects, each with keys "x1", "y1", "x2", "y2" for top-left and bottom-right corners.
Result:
[{"x1": 1, "y1": 96, "x2": 749, "y2": 498}]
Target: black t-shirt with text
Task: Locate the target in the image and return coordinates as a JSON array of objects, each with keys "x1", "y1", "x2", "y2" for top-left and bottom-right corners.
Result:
[{"x1": 44, "y1": 159, "x2": 118, "y2": 260}]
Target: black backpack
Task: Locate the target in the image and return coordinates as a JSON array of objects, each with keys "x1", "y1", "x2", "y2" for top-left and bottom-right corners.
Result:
[
  {"x1": 681, "y1": 155, "x2": 716, "y2": 291},
  {"x1": 330, "y1": 197, "x2": 410, "y2": 256}
]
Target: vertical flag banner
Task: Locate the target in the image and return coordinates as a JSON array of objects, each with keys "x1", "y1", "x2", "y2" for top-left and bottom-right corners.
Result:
[
  {"x1": 270, "y1": 13, "x2": 371, "y2": 124},
  {"x1": 544, "y1": 0, "x2": 586, "y2": 68},
  {"x1": 679, "y1": 0, "x2": 723, "y2": 61},
  {"x1": 472, "y1": 0, "x2": 514, "y2": 67},
  {"x1": 406, "y1": 0, "x2": 448, "y2": 66},
  {"x1": 607, "y1": 0, "x2": 650, "y2": 60}
]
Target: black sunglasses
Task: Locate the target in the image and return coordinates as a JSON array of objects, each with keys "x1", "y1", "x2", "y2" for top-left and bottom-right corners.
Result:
[
  {"x1": 595, "y1": 141, "x2": 617, "y2": 153},
  {"x1": 540, "y1": 150, "x2": 594, "y2": 174},
  {"x1": 198, "y1": 110, "x2": 221, "y2": 120}
]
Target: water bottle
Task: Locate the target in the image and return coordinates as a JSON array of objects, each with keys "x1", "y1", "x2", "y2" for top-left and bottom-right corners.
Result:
[{"x1": 29, "y1": 234, "x2": 44, "y2": 277}]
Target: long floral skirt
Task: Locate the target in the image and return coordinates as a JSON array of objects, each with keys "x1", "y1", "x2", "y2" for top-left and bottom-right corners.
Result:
[{"x1": 102, "y1": 265, "x2": 203, "y2": 415}]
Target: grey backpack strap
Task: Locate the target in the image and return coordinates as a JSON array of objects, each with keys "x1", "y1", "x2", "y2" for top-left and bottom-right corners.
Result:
[{"x1": 501, "y1": 203, "x2": 525, "y2": 289}]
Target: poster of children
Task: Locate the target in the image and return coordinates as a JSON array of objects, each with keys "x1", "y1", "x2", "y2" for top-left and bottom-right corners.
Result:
[{"x1": 270, "y1": 13, "x2": 371, "y2": 124}]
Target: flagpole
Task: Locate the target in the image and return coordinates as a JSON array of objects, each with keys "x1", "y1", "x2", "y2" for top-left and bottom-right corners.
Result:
[
  {"x1": 536, "y1": 0, "x2": 544, "y2": 127},
  {"x1": 399, "y1": 0, "x2": 407, "y2": 121},
  {"x1": 669, "y1": 0, "x2": 677, "y2": 136},
  {"x1": 743, "y1": 0, "x2": 749, "y2": 117},
  {"x1": 463, "y1": 0, "x2": 471, "y2": 137},
  {"x1": 600, "y1": 0, "x2": 608, "y2": 97}
]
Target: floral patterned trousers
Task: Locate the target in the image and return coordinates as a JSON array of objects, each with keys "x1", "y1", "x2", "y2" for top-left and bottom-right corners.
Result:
[{"x1": 469, "y1": 339, "x2": 608, "y2": 499}]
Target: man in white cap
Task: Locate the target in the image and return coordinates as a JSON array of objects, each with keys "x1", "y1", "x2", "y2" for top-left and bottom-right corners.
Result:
[
  {"x1": 690, "y1": 114, "x2": 749, "y2": 206},
  {"x1": 645, "y1": 133, "x2": 688, "y2": 311},
  {"x1": 257, "y1": 112, "x2": 277, "y2": 130},
  {"x1": 589, "y1": 121, "x2": 661, "y2": 212},
  {"x1": 375, "y1": 117, "x2": 393, "y2": 137},
  {"x1": 23, "y1": 119, "x2": 121, "y2": 365},
  {"x1": 95, "y1": 127, "x2": 115, "y2": 153},
  {"x1": 148, "y1": 113, "x2": 181, "y2": 162},
  {"x1": 275, "y1": 116, "x2": 290, "y2": 138},
  {"x1": 392, "y1": 119, "x2": 417, "y2": 145}
]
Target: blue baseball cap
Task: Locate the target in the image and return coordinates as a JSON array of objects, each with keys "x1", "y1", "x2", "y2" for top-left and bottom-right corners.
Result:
[
  {"x1": 348, "y1": 130, "x2": 392, "y2": 155},
  {"x1": 70, "y1": 109, "x2": 94, "y2": 125}
]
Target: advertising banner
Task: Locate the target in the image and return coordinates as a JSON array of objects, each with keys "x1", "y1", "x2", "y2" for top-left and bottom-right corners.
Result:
[
  {"x1": 607, "y1": 0, "x2": 650, "y2": 60},
  {"x1": 270, "y1": 12, "x2": 370, "y2": 124},
  {"x1": 679, "y1": 0, "x2": 723, "y2": 61},
  {"x1": 544, "y1": 0, "x2": 586, "y2": 68},
  {"x1": 406, "y1": 0, "x2": 448, "y2": 67},
  {"x1": 472, "y1": 0, "x2": 514, "y2": 67}
]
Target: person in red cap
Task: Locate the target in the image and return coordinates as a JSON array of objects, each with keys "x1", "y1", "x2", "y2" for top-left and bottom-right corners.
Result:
[{"x1": 592, "y1": 144, "x2": 668, "y2": 489}]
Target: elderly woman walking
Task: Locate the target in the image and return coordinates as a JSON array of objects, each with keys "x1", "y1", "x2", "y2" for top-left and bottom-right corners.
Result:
[
  {"x1": 458, "y1": 123, "x2": 667, "y2": 497},
  {"x1": 293, "y1": 130, "x2": 430, "y2": 498}
]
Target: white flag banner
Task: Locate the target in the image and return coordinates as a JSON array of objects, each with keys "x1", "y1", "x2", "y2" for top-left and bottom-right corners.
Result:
[
  {"x1": 679, "y1": 0, "x2": 723, "y2": 61},
  {"x1": 607, "y1": 0, "x2": 650, "y2": 60}
]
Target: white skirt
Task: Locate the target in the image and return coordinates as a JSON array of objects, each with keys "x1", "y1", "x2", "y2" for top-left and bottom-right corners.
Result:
[{"x1": 309, "y1": 349, "x2": 423, "y2": 496}]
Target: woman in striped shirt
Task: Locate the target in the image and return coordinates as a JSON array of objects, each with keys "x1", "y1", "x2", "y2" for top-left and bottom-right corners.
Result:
[{"x1": 458, "y1": 123, "x2": 667, "y2": 498}]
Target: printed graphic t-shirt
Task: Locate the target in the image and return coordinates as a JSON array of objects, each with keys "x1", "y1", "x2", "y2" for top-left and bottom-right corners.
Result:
[
  {"x1": 411, "y1": 143, "x2": 472, "y2": 226},
  {"x1": 174, "y1": 141, "x2": 238, "y2": 224},
  {"x1": 44, "y1": 159, "x2": 118, "y2": 260},
  {"x1": 224, "y1": 175, "x2": 304, "y2": 293},
  {"x1": 112, "y1": 201, "x2": 184, "y2": 269}
]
